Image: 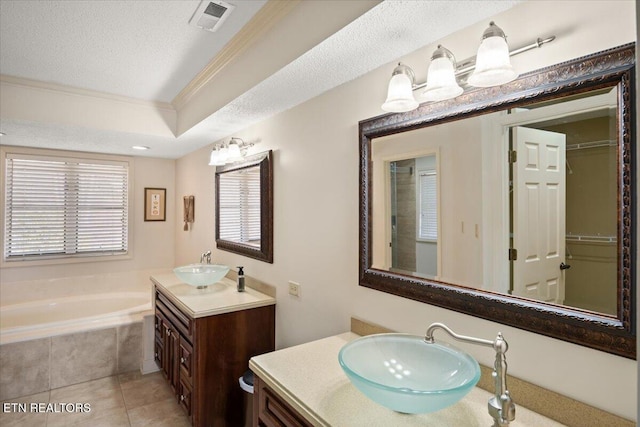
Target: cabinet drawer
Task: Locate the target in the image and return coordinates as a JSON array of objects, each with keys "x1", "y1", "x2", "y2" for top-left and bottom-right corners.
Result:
[{"x1": 155, "y1": 290, "x2": 193, "y2": 342}]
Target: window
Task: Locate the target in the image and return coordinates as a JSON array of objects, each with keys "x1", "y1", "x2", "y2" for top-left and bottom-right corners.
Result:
[
  {"x1": 418, "y1": 169, "x2": 437, "y2": 241},
  {"x1": 4, "y1": 152, "x2": 130, "y2": 261},
  {"x1": 218, "y1": 167, "x2": 260, "y2": 245}
]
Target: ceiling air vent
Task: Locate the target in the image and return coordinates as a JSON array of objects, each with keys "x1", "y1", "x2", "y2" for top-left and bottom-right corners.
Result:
[{"x1": 189, "y1": 0, "x2": 235, "y2": 32}]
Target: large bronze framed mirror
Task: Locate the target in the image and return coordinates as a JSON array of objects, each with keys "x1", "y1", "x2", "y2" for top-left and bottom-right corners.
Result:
[
  {"x1": 359, "y1": 44, "x2": 635, "y2": 358},
  {"x1": 215, "y1": 150, "x2": 273, "y2": 263}
]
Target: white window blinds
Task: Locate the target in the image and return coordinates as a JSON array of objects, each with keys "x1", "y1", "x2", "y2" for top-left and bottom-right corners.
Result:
[
  {"x1": 218, "y1": 168, "x2": 261, "y2": 244},
  {"x1": 418, "y1": 170, "x2": 437, "y2": 240},
  {"x1": 4, "y1": 154, "x2": 129, "y2": 260}
]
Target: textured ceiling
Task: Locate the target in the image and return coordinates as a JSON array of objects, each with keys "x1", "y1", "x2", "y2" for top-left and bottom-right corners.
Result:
[
  {"x1": 0, "y1": 0, "x2": 520, "y2": 159},
  {"x1": 0, "y1": 0, "x2": 267, "y2": 102}
]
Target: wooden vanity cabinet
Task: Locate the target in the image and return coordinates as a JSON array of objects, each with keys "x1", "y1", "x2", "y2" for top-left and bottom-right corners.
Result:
[
  {"x1": 154, "y1": 308, "x2": 182, "y2": 395},
  {"x1": 154, "y1": 285, "x2": 275, "y2": 427},
  {"x1": 253, "y1": 376, "x2": 313, "y2": 427}
]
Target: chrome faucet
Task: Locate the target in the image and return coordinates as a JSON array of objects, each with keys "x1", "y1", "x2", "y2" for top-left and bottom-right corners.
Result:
[
  {"x1": 425, "y1": 322, "x2": 515, "y2": 427},
  {"x1": 200, "y1": 250, "x2": 211, "y2": 264}
]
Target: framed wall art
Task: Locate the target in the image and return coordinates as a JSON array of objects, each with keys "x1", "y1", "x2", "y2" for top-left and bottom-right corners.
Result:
[{"x1": 144, "y1": 188, "x2": 166, "y2": 221}]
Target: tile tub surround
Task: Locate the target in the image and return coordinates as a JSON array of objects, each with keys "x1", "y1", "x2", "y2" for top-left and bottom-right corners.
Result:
[
  {"x1": 0, "y1": 323, "x2": 143, "y2": 401},
  {"x1": 0, "y1": 338, "x2": 50, "y2": 402},
  {"x1": 0, "y1": 371, "x2": 190, "y2": 427}
]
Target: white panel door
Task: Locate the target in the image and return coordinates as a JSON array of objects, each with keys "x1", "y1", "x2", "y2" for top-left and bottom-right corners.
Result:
[{"x1": 512, "y1": 127, "x2": 566, "y2": 304}]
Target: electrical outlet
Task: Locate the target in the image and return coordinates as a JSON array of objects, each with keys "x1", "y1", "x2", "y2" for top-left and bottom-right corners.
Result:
[{"x1": 288, "y1": 281, "x2": 300, "y2": 297}]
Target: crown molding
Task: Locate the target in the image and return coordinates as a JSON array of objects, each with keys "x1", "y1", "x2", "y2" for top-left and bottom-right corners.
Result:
[
  {"x1": 0, "y1": 74, "x2": 175, "y2": 111},
  {"x1": 1, "y1": 74, "x2": 177, "y2": 138},
  {"x1": 171, "y1": 0, "x2": 300, "y2": 110}
]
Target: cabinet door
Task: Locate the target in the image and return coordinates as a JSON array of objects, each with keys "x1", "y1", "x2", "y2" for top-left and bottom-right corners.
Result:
[
  {"x1": 156, "y1": 309, "x2": 180, "y2": 395},
  {"x1": 255, "y1": 376, "x2": 313, "y2": 427},
  {"x1": 154, "y1": 313, "x2": 164, "y2": 370},
  {"x1": 168, "y1": 327, "x2": 180, "y2": 394},
  {"x1": 154, "y1": 336, "x2": 164, "y2": 373},
  {"x1": 155, "y1": 312, "x2": 172, "y2": 382},
  {"x1": 177, "y1": 377, "x2": 193, "y2": 417},
  {"x1": 178, "y1": 338, "x2": 193, "y2": 384}
]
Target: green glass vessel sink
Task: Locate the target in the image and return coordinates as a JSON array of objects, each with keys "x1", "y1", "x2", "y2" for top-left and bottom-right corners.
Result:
[
  {"x1": 338, "y1": 333, "x2": 480, "y2": 414},
  {"x1": 173, "y1": 264, "x2": 229, "y2": 287}
]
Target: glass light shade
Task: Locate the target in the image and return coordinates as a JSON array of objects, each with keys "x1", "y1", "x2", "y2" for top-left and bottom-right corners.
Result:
[
  {"x1": 210, "y1": 146, "x2": 229, "y2": 166},
  {"x1": 467, "y1": 36, "x2": 518, "y2": 87},
  {"x1": 421, "y1": 56, "x2": 464, "y2": 102},
  {"x1": 208, "y1": 149, "x2": 218, "y2": 165},
  {"x1": 209, "y1": 149, "x2": 225, "y2": 166},
  {"x1": 227, "y1": 142, "x2": 242, "y2": 161},
  {"x1": 382, "y1": 73, "x2": 418, "y2": 113}
]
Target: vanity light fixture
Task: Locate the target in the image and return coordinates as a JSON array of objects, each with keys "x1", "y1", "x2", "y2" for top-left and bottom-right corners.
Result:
[
  {"x1": 381, "y1": 22, "x2": 555, "y2": 112},
  {"x1": 208, "y1": 137, "x2": 255, "y2": 166},
  {"x1": 226, "y1": 139, "x2": 243, "y2": 162},
  {"x1": 420, "y1": 45, "x2": 464, "y2": 102},
  {"x1": 381, "y1": 63, "x2": 419, "y2": 113},
  {"x1": 467, "y1": 22, "x2": 518, "y2": 87}
]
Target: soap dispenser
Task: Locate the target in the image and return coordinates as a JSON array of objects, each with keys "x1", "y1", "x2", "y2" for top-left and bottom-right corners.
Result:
[{"x1": 237, "y1": 266, "x2": 245, "y2": 292}]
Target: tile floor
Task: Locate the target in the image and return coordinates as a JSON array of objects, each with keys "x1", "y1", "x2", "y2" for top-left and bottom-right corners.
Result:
[{"x1": 1, "y1": 371, "x2": 191, "y2": 427}]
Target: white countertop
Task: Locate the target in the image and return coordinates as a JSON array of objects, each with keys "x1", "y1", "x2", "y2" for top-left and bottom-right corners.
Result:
[
  {"x1": 250, "y1": 332, "x2": 565, "y2": 427},
  {"x1": 150, "y1": 273, "x2": 275, "y2": 318}
]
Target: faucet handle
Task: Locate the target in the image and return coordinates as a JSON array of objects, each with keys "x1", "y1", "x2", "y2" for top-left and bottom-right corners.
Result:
[{"x1": 200, "y1": 250, "x2": 212, "y2": 264}]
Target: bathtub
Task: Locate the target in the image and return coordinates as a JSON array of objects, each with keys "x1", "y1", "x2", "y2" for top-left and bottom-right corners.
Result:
[
  {"x1": 0, "y1": 271, "x2": 165, "y2": 400},
  {"x1": 0, "y1": 292, "x2": 152, "y2": 345}
]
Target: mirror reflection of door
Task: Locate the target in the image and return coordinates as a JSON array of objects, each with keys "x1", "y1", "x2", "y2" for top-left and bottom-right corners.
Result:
[
  {"x1": 509, "y1": 89, "x2": 618, "y2": 315},
  {"x1": 388, "y1": 154, "x2": 438, "y2": 279},
  {"x1": 511, "y1": 127, "x2": 566, "y2": 304}
]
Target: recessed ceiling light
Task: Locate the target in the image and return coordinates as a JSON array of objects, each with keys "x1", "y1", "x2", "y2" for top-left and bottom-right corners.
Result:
[{"x1": 132, "y1": 145, "x2": 150, "y2": 150}]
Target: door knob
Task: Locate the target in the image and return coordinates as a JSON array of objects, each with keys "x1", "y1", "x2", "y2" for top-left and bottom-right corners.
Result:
[{"x1": 560, "y1": 262, "x2": 571, "y2": 270}]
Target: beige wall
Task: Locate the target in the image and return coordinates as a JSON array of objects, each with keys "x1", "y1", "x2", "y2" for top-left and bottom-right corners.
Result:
[
  {"x1": 0, "y1": 151, "x2": 176, "y2": 284},
  {"x1": 175, "y1": 0, "x2": 637, "y2": 420},
  {"x1": 372, "y1": 115, "x2": 486, "y2": 288}
]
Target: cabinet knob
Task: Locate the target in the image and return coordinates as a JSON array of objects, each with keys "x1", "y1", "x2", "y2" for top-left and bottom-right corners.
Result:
[
  {"x1": 180, "y1": 357, "x2": 186, "y2": 364},
  {"x1": 180, "y1": 395, "x2": 185, "y2": 402}
]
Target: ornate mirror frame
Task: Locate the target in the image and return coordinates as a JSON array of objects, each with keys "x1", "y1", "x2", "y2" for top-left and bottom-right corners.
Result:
[
  {"x1": 215, "y1": 150, "x2": 274, "y2": 263},
  {"x1": 359, "y1": 44, "x2": 636, "y2": 359}
]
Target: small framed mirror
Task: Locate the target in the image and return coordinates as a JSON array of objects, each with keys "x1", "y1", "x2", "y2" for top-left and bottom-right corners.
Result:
[{"x1": 215, "y1": 150, "x2": 273, "y2": 263}]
